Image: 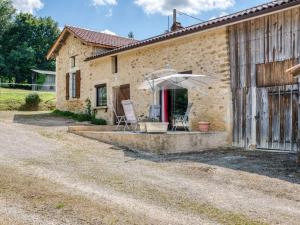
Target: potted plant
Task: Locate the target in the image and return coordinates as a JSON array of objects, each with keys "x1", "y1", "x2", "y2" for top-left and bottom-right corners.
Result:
[{"x1": 198, "y1": 122, "x2": 211, "y2": 132}]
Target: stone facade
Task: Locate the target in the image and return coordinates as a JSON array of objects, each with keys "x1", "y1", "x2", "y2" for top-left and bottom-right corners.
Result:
[
  {"x1": 55, "y1": 27, "x2": 232, "y2": 141},
  {"x1": 55, "y1": 34, "x2": 101, "y2": 113}
]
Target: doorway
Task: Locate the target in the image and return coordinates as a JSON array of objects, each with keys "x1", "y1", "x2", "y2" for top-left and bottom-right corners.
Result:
[
  {"x1": 256, "y1": 85, "x2": 298, "y2": 152},
  {"x1": 160, "y1": 89, "x2": 188, "y2": 126},
  {"x1": 113, "y1": 84, "x2": 130, "y2": 124}
]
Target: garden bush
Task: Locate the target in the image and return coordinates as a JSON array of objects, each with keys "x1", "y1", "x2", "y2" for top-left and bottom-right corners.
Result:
[
  {"x1": 91, "y1": 116, "x2": 107, "y2": 125},
  {"x1": 25, "y1": 93, "x2": 41, "y2": 107},
  {"x1": 52, "y1": 109, "x2": 107, "y2": 125},
  {"x1": 74, "y1": 113, "x2": 92, "y2": 122}
]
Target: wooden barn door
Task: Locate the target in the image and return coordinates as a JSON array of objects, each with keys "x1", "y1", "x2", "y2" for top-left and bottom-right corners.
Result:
[
  {"x1": 256, "y1": 85, "x2": 298, "y2": 152},
  {"x1": 113, "y1": 84, "x2": 130, "y2": 123}
]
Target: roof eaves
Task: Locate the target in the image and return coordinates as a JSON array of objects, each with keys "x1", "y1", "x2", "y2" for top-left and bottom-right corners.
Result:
[
  {"x1": 47, "y1": 26, "x2": 136, "y2": 59},
  {"x1": 85, "y1": 0, "x2": 300, "y2": 61}
]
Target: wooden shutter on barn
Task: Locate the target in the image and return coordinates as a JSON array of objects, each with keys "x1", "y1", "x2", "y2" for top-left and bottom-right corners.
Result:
[
  {"x1": 75, "y1": 70, "x2": 81, "y2": 98},
  {"x1": 66, "y1": 73, "x2": 70, "y2": 100}
]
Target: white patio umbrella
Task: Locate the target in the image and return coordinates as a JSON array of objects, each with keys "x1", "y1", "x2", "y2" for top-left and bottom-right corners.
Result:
[
  {"x1": 139, "y1": 73, "x2": 209, "y2": 91},
  {"x1": 139, "y1": 70, "x2": 213, "y2": 104}
]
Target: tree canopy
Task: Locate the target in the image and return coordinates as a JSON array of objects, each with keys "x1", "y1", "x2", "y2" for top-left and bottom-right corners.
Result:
[
  {"x1": 0, "y1": 2, "x2": 60, "y2": 83},
  {"x1": 128, "y1": 31, "x2": 134, "y2": 39},
  {"x1": 0, "y1": 0, "x2": 15, "y2": 38}
]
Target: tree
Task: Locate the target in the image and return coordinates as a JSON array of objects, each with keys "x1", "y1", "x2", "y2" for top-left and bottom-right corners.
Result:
[
  {"x1": 128, "y1": 31, "x2": 134, "y2": 39},
  {"x1": 0, "y1": 0, "x2": 15, "y2": 78},
  {"x1": 1, "y1": 13, "x2": 60, "y2": 83},
  {"x1": 0, "y1": 0, "x2": 15, "y2": 38},
  {"x1": 6, "y1": 42, "x2": 35, "y2": 82}
]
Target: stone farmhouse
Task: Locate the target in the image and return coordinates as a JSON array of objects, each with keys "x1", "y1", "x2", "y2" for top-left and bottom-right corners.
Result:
[{"x1": 47, "y1": 0, "x2": 300, "y2": 152}]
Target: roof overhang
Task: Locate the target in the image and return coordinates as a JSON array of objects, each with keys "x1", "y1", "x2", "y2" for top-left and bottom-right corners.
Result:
[
  {"x1": 86, "y1": 0, "x2": 300, "y2": 61},
  {"x1": 31, "y1": 69, "x2": 56, "y2": 75},
  {"x1": 46, "y1": 27, "x2": 116, "y2": 60}
]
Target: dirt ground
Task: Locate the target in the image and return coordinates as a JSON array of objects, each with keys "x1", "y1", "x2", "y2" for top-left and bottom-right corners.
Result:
[{"x1": 0, "y1": 111, "x2": 300, "y2": 225}]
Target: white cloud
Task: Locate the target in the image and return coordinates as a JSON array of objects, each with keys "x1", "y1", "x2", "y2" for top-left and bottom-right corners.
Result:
[
  {"x1": 101, "y1": 29, "x2": 117, "y2": 36},
  {"x1": 210, "y1": 11, "x2": 229, "y2": 20},
  {"x1": 134, "y1": 0, "x2": 235, "y2": 15},
  {"x1": 12, "y1": 0, "x2": 44, "y2": 14},
  {"x1": 92, "y1": 0, "x2": 117, "y2": 6},
  {"x1": 219, "y1": 11, "x2": 229, "y2": 17},
  {"x1": 106, "y1": 9, "x2": 113, "y2": 17}
]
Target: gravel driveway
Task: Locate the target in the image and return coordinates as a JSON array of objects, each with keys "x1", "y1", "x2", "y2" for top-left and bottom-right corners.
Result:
[{"x1": 0, "y1": 111, "x2": 300, "y2": 225}]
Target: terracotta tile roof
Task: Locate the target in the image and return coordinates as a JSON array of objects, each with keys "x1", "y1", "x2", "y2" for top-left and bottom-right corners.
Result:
[
  {"x1": 66, "y1": 26, "x2": 138, "y2": 48},
  {"x1": 46, "y1": 25, "x2": 138, "y2": 59},
  {"x1": 86, "y1": 0, "x2": 300, "y2": 61}
]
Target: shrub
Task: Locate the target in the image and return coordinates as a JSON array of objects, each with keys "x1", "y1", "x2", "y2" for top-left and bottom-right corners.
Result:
[
  {"x1": 74, "y1": 113, "x2": 92, "y2": 122},
  {"x1": 91, "y1": 116, "x2": 107, "y2": 125},
  {"x1": 85, "y1": 98, "x2": 92, "y2": 117},
  {"x1": 25, "y1": 93, "x2": 41, "y2": 107},
  {"x1": 52, "y1": 110, "x2": 107, "y2": 125},
  {"x1": 52, "y1": 109, "x2": 75, "y2": 117}
]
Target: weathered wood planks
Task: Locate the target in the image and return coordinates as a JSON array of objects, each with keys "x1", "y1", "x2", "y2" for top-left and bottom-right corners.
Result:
[{"x1": 229, "y1": 7, "x2": 300, "y2": 150}]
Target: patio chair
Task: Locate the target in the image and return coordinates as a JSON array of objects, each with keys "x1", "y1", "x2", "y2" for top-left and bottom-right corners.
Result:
[
  {"x1": 110, "y1": 104, "x2": 126, "y2": 131},
  {"x1": 121, "y1": 100, "x2": 139, "y2": 131},
  {"x1": 149, "y1": 105, "x2": 161, "y2": 121},
  {"x1": 172, "y1": 103, "x2": 193, "y2": 131}
]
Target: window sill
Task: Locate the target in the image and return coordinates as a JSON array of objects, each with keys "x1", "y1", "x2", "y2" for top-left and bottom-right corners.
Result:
[
  {"x1": 93, "y1": 106, "x2": 108, "y2": 110},
  {"x1": 67, "y1": 98, "x2": 80, "y2": 101}
]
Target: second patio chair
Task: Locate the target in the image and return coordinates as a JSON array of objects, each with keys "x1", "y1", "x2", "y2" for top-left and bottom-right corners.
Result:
[
  {"x1": 121, "y1": 100, "x2": 139, "y2": 131},
  {"x1": 172, "y1": 103, "x2": 193, "y2": 131},
  {"x1": 110, "y1": 104, "x2": 126, "y2": 131},
  {"x1": 149, "y1": 105, "x2": 161, "y2": 121}
]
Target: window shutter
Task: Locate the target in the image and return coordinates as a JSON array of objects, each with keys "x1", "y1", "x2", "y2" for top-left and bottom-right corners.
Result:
[
  {"x1": 76, "y1": 70, "x2": 81, "y2": 98},
  {"x1": 66, "y1": 73, "x2": 70, "y2": 100}
]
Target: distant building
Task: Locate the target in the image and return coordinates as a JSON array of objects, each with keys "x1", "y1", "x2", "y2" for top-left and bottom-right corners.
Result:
[{"x1": 31, "y1": 69, "x2": 56, "y2": 92}]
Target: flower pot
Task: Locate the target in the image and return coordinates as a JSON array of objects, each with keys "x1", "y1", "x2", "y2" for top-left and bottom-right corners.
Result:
[
  {"x1": 198, "y1": 122, "x2": 210, "y2": 132},
  {"x1": 145, "y1": 122, "x2": 169, "y2": 133}
]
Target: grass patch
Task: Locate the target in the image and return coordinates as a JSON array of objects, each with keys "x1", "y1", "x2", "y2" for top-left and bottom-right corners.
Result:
[
  {"x1": 55, "y1": 202, "x2": 65, "y2": 209},
  {"x1": 52, "y1": 109, "x2": 107, "y2": 125},
  {"x1": 0, "y1": 88, "x2": 56, "y2": 111}
]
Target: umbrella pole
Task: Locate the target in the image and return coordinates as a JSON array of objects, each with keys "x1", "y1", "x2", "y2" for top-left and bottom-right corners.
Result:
[
  {"x1": 152, "y1": 79, "x2": 155, "y2": 105},
  {"x1": 153, "y1": 91, "x2": 155, "y2": 105}
]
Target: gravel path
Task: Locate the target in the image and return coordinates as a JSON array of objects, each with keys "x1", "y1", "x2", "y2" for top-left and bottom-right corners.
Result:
[{"x1": 0, "y1": 111, "x2": 300, "y2": 225}]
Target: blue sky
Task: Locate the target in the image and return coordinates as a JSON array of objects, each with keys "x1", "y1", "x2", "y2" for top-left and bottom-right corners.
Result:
[{"x1": 13, "y1": 0, "x2": 270, "y2": 40}]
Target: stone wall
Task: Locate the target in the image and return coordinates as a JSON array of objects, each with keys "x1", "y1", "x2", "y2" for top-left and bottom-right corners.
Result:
[
  {"x1": 56, "y1": 28, "x2": 232, "y2": 141},
  {"x1": 73, "y1": 130, "x2": 230, "y2": 154},
  {"x1": 55, "y1": 34, "x2": 99, "y2": 113}
]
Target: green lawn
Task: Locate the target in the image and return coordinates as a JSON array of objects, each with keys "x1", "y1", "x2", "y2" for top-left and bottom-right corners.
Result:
[{"x1": 0, "y1": 88, "x2": 56, "y2": 111}]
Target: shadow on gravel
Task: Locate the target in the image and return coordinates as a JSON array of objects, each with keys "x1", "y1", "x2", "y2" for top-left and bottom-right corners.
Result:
[
  {"x1": 123, "y1": 148, "x2": 300, "y2": 185},
  {"x1": 13, "y1": 113, "x2": 76, "y2": 127}
]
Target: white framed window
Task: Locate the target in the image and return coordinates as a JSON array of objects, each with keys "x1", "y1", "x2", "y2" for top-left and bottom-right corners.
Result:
[{"x1": 95, "y1": 84, "x2": 107, "y2": 107}]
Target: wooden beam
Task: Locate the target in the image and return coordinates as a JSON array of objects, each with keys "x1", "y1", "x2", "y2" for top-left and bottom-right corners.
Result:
[{"x1": 286, "y1": 63, "x2": 300, "y2": 76}]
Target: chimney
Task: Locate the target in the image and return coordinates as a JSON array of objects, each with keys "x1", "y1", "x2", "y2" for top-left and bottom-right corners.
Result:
[{"x1": 171, "y1": 9, "x2": 183, "y2": 31}]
